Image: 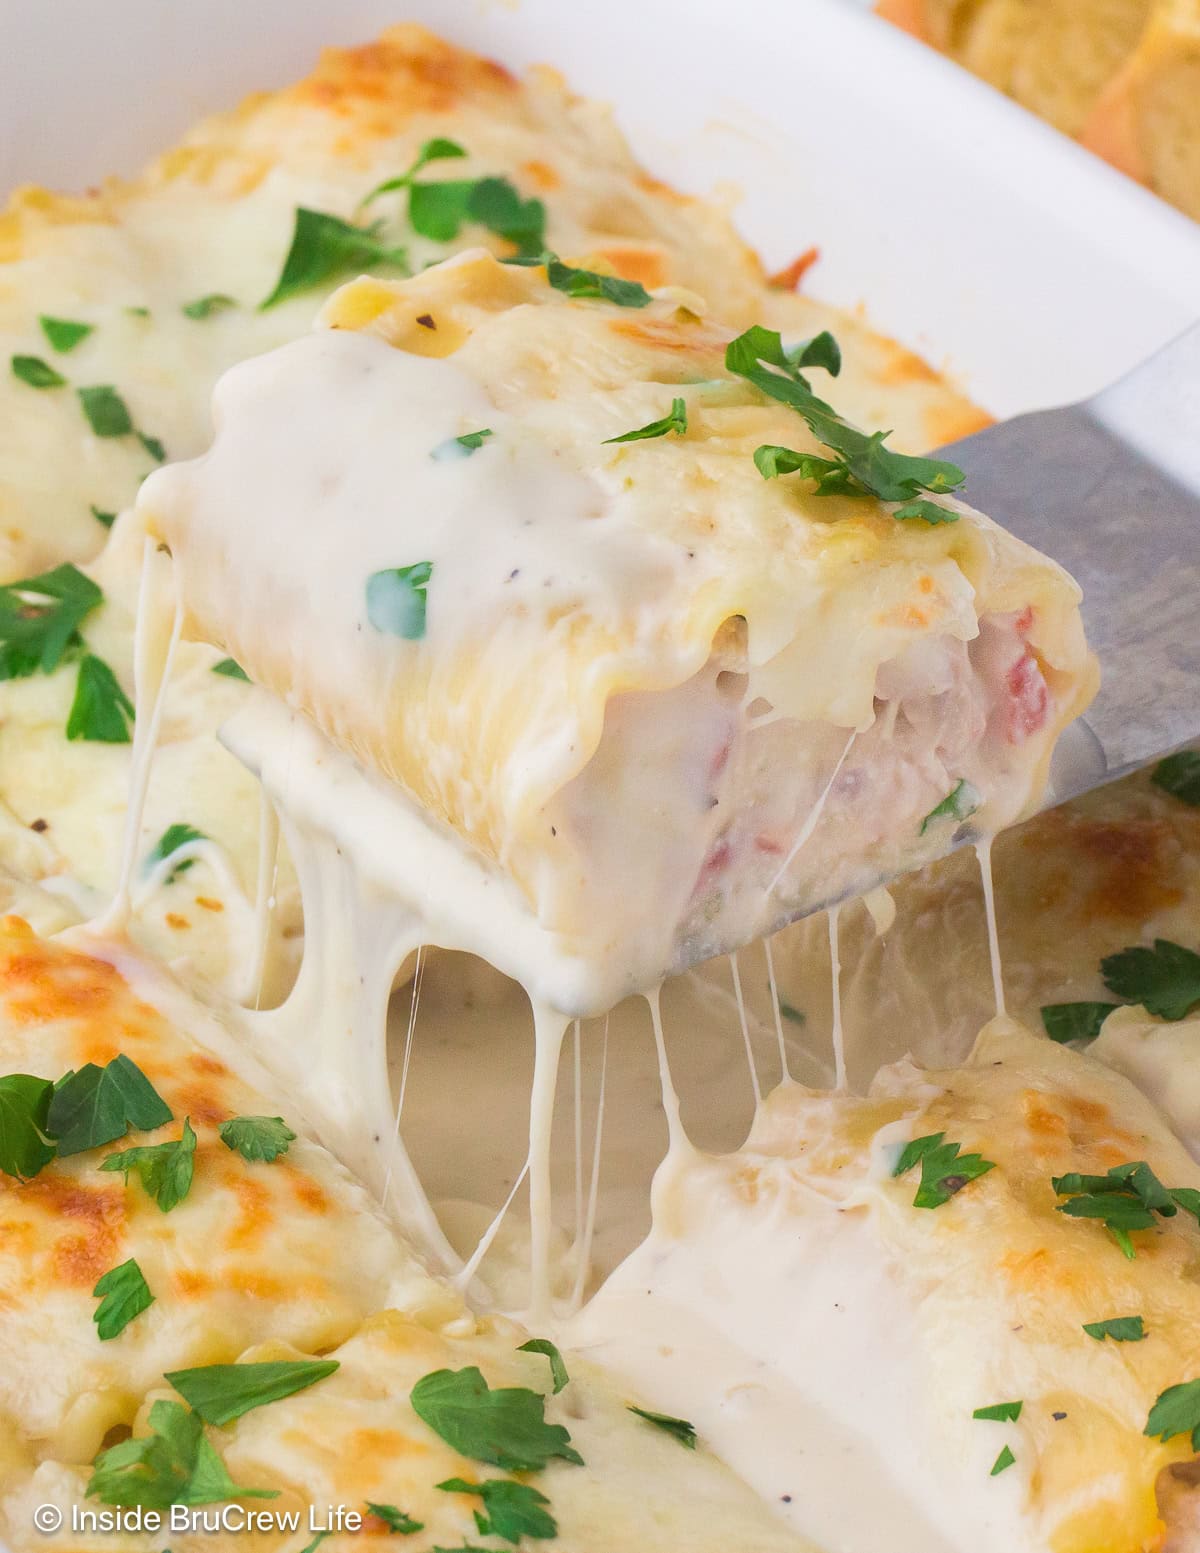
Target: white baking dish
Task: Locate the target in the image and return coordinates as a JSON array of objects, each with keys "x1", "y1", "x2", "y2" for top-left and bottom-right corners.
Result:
[{"x1": 3, "y1": 0, "x2": 1199, "y2": 417}]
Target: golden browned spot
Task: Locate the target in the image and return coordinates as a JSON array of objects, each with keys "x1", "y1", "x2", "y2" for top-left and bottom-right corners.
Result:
[
  {"x1": 1022, "y1": 1092, "x2": 1072, "y2": 1147},
  {"x1": 289, "y1": 1174, "x2": 331, "y2": 1216},
  {"x1": 521, "y1": 159, "x2": 560, "y2": 192},
  {"x1": 173, "y1": 1267, "x2": 214, "y2": 1299},
  {"x1": 227, "y1": 1174, "x2": 274, "y2": 1249},
  {"x1": 923, "y1": 401, "x2": 994, "y2": 447},
  {"x1": 30, "y1": 1178, "x2": 126, "y2": 1286},
  {"x1": 165, "y1": 913, "x2": 190, "y2": 931},
  {"x1": 1077, "y1": 817, "x2": 1185, "y2": 922},
  {"x1": 592, "y1": 245, "x2": 668, "y2": 290},
  {"x1": 767, "y1": 246, "x2": 820, "y2": 291},
  {"x1": 610, "y1": 316, "x2": 724, "y2": 357},
  {"x1": 173, "y1": 1088, "x2": 231, "y2": 1128},
  {"x1": 917, "y1": 574, "x2": 936, "y2": 594},
  {"x1": 188, "y1": 1052, "x2": 228, "y2": 1078},
  {"x1": 194, "y1": 896, "x2": 224, "y2": 913}
]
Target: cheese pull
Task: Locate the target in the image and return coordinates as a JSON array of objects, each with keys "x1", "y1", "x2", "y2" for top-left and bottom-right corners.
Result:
[{"x1": 138, "y1": 251, "x2": 1094, "y2": 1011}]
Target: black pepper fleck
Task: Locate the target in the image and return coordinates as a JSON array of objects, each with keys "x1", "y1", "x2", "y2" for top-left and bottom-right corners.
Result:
[
  {"x1": 416, "y1": 313, "x2": 436, "y2": 330},
  {"x1": 1052, "y1": 1411, "x2": 1067, "y2": 1421},
  {"x1": 30, "y1": 818, "x2": 48, "y2": 833}
]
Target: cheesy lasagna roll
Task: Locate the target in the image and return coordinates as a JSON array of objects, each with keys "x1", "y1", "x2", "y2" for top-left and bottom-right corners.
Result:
[{"x1": 139, "y1": 252, "x2": 1095, "y2": 1007}]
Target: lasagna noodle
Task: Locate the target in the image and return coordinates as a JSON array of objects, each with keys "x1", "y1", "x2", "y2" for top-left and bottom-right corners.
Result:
[{"x1": 139, "y1": 252, "x2": 1095, "y2": 1005}]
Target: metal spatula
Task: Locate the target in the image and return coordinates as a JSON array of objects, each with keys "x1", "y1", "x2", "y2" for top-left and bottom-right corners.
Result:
[{"x1": 937, "y1": 320, "x2": 1200, "y2": 804}]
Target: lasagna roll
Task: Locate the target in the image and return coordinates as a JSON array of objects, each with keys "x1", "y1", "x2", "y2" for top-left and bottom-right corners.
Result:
[
  {"x1": 575, "y1": 1021, "x2": 1200, "y2": 1553},
  {"x1": 139, "y1": 251, "x2": 1095, "y2": 1007}
]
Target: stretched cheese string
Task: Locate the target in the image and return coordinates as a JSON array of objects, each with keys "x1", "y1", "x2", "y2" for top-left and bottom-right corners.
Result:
[
  {"x1": 527, "y1": 1001, "x2": 571, "y2": 1323},
  {"x1": 768, "y1": 729, "x2": 857, "y2": 893},
  {"x1": 829, "y1": 905, "x2": 846, "y2": 1091},
  {"x1": 572, "y1": 1019, "x2": 584, "y2": 1257},
  {"x1": 763, "y1": 936, "x2": 792, "y2": 1085},
  {"x1": 570, "y1": 1015, "x2": 609, "y2": 1313},
  {"x1": 729, "y1": 952, "x2": 762, "y2": 1106},
  {"x1": 975, "y1": 838, "x2": 1006, "y2": 1018},
  {"x1": 454, "y1": 1159, "x2": 531, "y2": 1296},
  {"x1": 243, "y1": 787, "x2": 280, "y2": 1008},
  {"x1": 95, "y1": 538, "x2": 182, "y2": 937}
]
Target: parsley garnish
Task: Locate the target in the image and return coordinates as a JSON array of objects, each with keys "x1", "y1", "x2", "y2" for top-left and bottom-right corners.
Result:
[
  {"x1": 138, "y1": 432, "x2": 166, "y2": 463},
  {"x1": 892, "y1": 1131, "x2": 996, "y2": 1208},
  {"x1": 218, "y1": 1115, "x2": 295, "y2": 1163},
  {"x1": 39, "y1": 315, "x2": 94, "y2": 353},
  {"x1": 787, "y1": 331, "x2": 842, "y2": 376},
  {"x1": 1147, "y1": 1378, "x2": 1200, "y2": 1450},
  {"x1": 1052, "y1": 1160, "x2": 1179, "y2": 1258},
  {"x1": 11, "y1": 354, "x2": 65, "y2": 389},
  {"x1": 920, "y1": 778, "x2": 980, "y2": 835},
  {"x1": 260, "y1": 209, "x2": 409, "y2": 310},
  {"x1": 0, "y1": 1074, "x2": 55, "y2": 1179},
  {"x1": 728, "y1": 325, "x2": 963, "y2": 519},
  {"x1": 212, "y1": 656, "x2": 249, "y2": 681},
  {"x1": 1153, "y1": 750, "x2": 1200, "y2": 806},
  {"x1": 366, "y1": 1502, "x2": 424, "y2": 1534},
  {"x1": 164, "y1": 1359, "x2": 339, "y2": 1426},
  {"x1": 91, "y1": 505, "x2": 117, "y2": 529},
  {"x1": 78, "y1": 384, "x2": 133, "y2": 437},
  {"x1": 67, "y1": 654, "x2": 134, "y2": 743},
  {"x1": 101, "y1": 1118, "x2": 196, "y2": 1213},
  {"x1": 544, "y1": 257, "x2": 651, "y2": 307},
  {"x1": 627, "y1": 1406, "x2": 697, "y2": 1449},
  {"x1": 93, "y1": 1257, "x2": 154, "y2": 1340},
  {"x1": 1083, "y1": 1315, "x2": 1145, "y2": 1342},
  {"x1": 973, "y1": 1401, "x2": 1023, "y2": 1422},
  {"x1": 432, "y1": 429, "x2": 493, "y2": 461},
  {"x1": 1040, "y1": 1002, "x2": 1118, "y2": 1044},
  {"x1": 990, "y1": 1445, "x2": 1016, "y2": 1476},
  {"x1": 87, "y1": 1398, "x2": 277, "y2": 1508},
  {"x1": 367, "y1": 562, "x2": 433, "y2": 641},
  {"x1": 0, "y1": 562, "x2": 101, "y2": 679},
  {"x1": 364, "y1": 140, "x2": 546, "y2": 256},
  {"x1": 754, "y1": 444, "x2": 852, "y2": 491},
  {"x1": 779, "y1": 1000, "x2": 806, "y2": 1024},
  {"x1": 438, "y1": 1477, "x2": 556, "y2": 1541},
  {"x1": 605, "y1": 397, "x2": 687, "y2": 444},
  {"x1": 1101, "y1": 939, "x2": 1200, "y2": 1020},
  {"x1": 182, "y1": 294, "x2": 237, "y2": 320},
  {"x1": 299, "y1": 1535, "x2": 330, "y2": 1553},
  {"x1": 144, "y1": 823, "x2": 207, "y2": 882},
  {"x1": 410, "y1": 1366, "x2": 583, "y2": 1472},
  {"x1": 48, "y1": 1055, "x2": 171, "y2": 1157},
  {"x1": 518, "y1": 1338, "x2": 569, "y2": 1394}
]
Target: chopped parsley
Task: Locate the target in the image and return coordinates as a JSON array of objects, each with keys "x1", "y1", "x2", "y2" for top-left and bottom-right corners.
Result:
[
  {"x1": 212, "y1": 656, "x2": 249, "y2": 681},
  {"x1": 87, "y1": 1398, "x2": 277, "y2": 1508},
  {"x1": 727, "y1": 324, "x2": 964, "y2": 519},
  {"x1": 67, "y1": 654, "x2": 134, "y2": 743},
  {"x1": 101, "y1": 1118, "x2": 197, "y2": 1213},
  {"x1": 164, "y1": 1359, "x2": 339, "y2": 1426},
  {"x1": 1083, "y1": 1315, "x2": 1145, "y2": 1342},
  {"x1": 432, "y1": 429, "x2": 493, "y2": 460},
  {"x1": 544, "y1": 257, "x2": 651, "y2": 307},
  {"x1": 144, "y1": 823, "x2": 207, "y2": 883},
  {"x1": 365, "y1": 1502, "x2": 424, "y2": 1534},
  {"x1": 1101, "y1": 939, "x2": 1200, "y2": 1021},
  {"x1": 0, "y1": 562, "x2": 102, "y2": 679},
  {"x1": 518, "y1": 1337, "x2": 569, "y2": 1394},
  {"x1": 1040, "y1": 1002, "x2": 1119, "y2": 1044},
  {"x1": 604, "y1": 397, "x2": 687, "y2": 444},
  {"x1": 409, "y1": 1366, "x2": 583, "y2": 1472},
  {"x1": 93, "y1": 1257, "x2": 154, "y2": 1340},
  {"x1": 438, "y1": 1477, "x2": 556, "y2": 1541},
  {"x1": 367, "y1": 562, "x2": 433, "y2": 641},
  {"x1": 627, "y1": 1406, "x2": 697, "y2": 1449},
  {"x1": 11, "y1": 354, "x2": 65, "y2": 389},
  {"x1": 0, "y1": 1074, "x2": 55, "y2": 1179},
  {"x1": 364, "y1": 140, "x2": 546, "y2": 256},
  {"x1": 892, "y1": 1131, "x2": 996, "y2": 1209},
  {"x1": 78, "y1": 384, "x2": 134, "y2": 437},
  {"x1": 754, "y1": 444, "x2": 851, "y2": 490},
  {"x1": 1153, "y1": 750, "x2": 1200, "y2": 806},
  {"x1": 1146, "y1": 1377, "x2": 1200, "y2": 1450},
  {"x1": 48, "y1": 1055, "x2": 172, "y2": 1158},
  {"x1": 973, "y1": 1401, "x2": 1023, "y2": 1423},
  {"x1": 218, "y1": 1115, "x2": 295, "y2": 1163},
  {"x1": 138, "y1": 432, "x2": 166, "y2": 463},
  {"x1": 920, "y1": 778, "x2": 980, "y2": 835},
  {"x1": 779, "y1": 1000, "x2": 806, "y2": 1024},
  {"x1": 91, "y1": 505, "x2": 117, "y2": 529},
  {"x1": 1052, "y1": 1160, "x2": 1182, "y2": 1258},
  {"x1": 990, "y1": 1445, "x2": 1016, "y2": 1476},
  {"x1": 182, "y1": 294, "x2": 237, "y2": 320},
  {"x1": 260, "y1": 209, "x2": 409, "y2": 310},
  {"x1": 39, "y1": 315, "x2": 94, "y2": 353}
]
